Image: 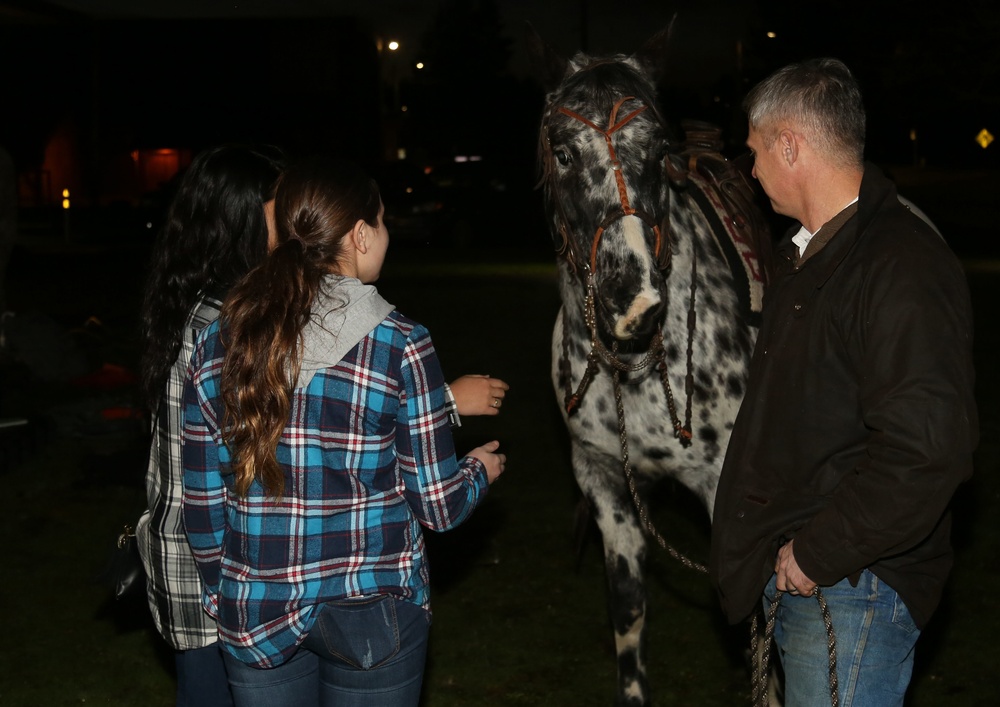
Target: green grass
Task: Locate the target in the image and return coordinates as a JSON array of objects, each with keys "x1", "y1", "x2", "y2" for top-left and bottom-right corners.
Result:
[{"x1": 1, "y1": 249, "x2": 998, "y2": 706}]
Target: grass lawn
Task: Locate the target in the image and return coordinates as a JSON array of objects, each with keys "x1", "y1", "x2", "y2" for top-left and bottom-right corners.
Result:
[{"x1": 1, "y1": 175, "x2": 998, "y2": 704}]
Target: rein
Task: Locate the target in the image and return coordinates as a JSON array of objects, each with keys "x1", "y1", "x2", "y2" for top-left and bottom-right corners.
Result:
[
  {"x1": 547, "y1": 91, "x2": 702, "y2": 571},
  {"x1": 561, "y1": 262, "x2": 696, "y2": 451},
  {"x1": 752, "y1": 589, "x2": 840, "y2": 707},
  {"x1": 548, "y1": 94, "x2": 694, "y2": 446}
]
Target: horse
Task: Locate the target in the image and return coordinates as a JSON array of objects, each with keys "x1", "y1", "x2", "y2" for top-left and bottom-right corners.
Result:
[{"x1": 527, "y1": 23, "x2": 769, "y2": 706}]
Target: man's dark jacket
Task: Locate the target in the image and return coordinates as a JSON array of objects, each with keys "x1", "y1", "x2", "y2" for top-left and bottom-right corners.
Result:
[{"x1": 709, "y1": 164, "x2": 978, "y2": 629}]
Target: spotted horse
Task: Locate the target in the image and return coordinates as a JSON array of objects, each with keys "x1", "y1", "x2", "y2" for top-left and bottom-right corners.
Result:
[{"x1": 527, "y1": 21, "x2": 772, "y2": 707}]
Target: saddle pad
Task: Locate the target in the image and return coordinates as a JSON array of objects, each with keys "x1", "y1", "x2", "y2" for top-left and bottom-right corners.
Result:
[{"x1": 686, "y1": 170, "x2": 766, "y2": 322}]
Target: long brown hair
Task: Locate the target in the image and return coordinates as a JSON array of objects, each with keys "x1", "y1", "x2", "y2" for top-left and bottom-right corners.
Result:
[{"x1": 219, "y1": 157, "x2": 381, "y2": 498}]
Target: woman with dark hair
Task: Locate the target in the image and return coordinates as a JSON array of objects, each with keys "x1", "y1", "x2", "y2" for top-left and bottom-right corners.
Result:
[
  {"x1": 182, "y1": 156, "x2": 506, "y2": 706},
  {"x1": 136, "y1": 143, "x2": 285, "y2": 707}
]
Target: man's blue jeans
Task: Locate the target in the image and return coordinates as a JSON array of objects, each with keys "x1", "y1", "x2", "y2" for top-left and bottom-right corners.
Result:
[
  {"x1": 222, "y1": 595, "x2": 430, "y2": 707},
  {"x1": 763, "y1": 570, "x2": 921, "y2": 707}
]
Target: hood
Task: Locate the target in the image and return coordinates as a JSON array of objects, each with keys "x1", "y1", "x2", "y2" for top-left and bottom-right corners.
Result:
[{"x1": 296, "y1": 274, "x2": 394, "y2": 388}]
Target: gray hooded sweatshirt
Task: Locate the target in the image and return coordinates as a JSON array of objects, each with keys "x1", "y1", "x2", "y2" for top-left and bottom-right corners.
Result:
[{"x1": 295, "y1": 275, "x2": 395, "y2": 389}]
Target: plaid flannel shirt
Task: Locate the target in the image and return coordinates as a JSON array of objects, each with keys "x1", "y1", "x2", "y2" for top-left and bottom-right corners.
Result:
[
  {"x1": 136, "y1": 296, "x2": 222, "y2": 650},
  {"x1": 182, "y1": 309, "x2": 488, "y2": 668}
]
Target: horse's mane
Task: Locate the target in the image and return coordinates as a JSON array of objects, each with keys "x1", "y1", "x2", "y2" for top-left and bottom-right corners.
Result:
[{"x1": 565, "y1": 60, "x2": 661, "y2": 117}]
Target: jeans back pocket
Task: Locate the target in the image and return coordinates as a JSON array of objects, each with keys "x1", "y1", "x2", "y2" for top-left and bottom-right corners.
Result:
[{"x1": 304, "y1": 595, "x2": 401, "y2": 670}]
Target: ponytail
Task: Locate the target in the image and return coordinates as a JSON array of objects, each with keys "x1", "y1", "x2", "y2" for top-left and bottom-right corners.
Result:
[
  {"x1": 219, "y1": 241, "x2": 320, "y2": 498},
  {"x1": 218, "y1": 157, "x2": 381, "y2": 498}
]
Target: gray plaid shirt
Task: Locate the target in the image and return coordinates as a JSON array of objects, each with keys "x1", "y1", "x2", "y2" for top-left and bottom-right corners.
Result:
[{"x1": 136, "y1": 296, "x2": 222, "y2": 650}]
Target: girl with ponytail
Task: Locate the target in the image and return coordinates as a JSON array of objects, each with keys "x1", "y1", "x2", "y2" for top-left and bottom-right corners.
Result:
[{"x1": 182, "y1": 156, "x2": 507, "y2": 706}]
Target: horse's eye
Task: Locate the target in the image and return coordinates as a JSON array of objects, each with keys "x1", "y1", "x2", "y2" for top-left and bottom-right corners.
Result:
[{"x1": 554, "y1": 149, "x2": 571, "y2": 167}]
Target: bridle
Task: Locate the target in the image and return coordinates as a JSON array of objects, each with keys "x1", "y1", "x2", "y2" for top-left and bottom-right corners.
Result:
[
  {"x1": 545, "y1": 95, "x2": 673, "y2": 276},
  {"x1": 554, "y1": 95, "x2": 670, "y2": 274},
  {"x1": 543, "y1": 91, "x2": 696, "y2": 450},
  {"x1": 540, "y1": 63, "x2": 715, "y2": 579}
]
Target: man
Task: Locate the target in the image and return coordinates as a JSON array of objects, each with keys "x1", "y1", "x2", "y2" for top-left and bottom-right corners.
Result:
[{"x1": 709, "y1": 58, "x2": 978, "y2": 706}]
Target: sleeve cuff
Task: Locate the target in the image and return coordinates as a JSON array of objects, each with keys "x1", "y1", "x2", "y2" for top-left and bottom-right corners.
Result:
[{"x1": 443, "y1": 382, "x2": 462, "y2": 428}]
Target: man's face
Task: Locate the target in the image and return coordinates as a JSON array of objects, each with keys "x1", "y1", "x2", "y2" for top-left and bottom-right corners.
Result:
[{"x1": 747, "y1": 125, "x2": 791, "y2": 218}]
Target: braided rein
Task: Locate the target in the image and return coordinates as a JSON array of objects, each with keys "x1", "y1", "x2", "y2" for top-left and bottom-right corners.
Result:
[{"x1": 751, "y1": 589, "x2": 840, "y2": 707}]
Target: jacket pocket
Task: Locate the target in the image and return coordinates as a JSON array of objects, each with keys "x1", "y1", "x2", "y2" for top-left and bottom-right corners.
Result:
[{"x1": 732, "y1": 485, "x2": 772, "y2": 523}]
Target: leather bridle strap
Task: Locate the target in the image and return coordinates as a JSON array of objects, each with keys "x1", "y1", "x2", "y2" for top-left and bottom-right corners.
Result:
[{"x1": 557, "y1": 96, "x2": 664, "y2": 271}]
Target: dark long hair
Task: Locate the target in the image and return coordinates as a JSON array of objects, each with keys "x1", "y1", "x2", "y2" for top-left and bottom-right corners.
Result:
[
  {"x1": 219, "y1": 157, "x2": 381, "y2": 498},
  {"x1": 139, "y1": 144, "x2": 285, "y2": 408}
]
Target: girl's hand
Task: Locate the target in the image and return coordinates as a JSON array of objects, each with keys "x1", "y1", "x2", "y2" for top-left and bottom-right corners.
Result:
[
  {"x1": 450, "y1": 374, "x2": 509, "y2": 416},
  {"x1": 467, "y1": 439, "x2": 506, "y2": 484}
]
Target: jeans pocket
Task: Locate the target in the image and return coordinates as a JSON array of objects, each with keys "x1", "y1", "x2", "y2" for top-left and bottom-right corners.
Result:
[
  {"x1": 891, "y1": 592, "x2": 919, "y2": 635},
  {"x1": 305, "y1": 595, "x2": 401, "y2": 670}
]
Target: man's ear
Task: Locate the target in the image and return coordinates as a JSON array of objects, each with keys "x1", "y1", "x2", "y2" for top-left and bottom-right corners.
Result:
[
  {"x1": 350, "y1": 219, "x2": 368, "y2": 254},
  {"x1": 779, "y1": 129, "x2": 797, "y2": 165}
]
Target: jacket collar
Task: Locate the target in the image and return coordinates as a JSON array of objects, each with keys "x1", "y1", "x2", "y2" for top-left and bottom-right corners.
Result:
[
  {"x1": 795, "y1": 201, "x2": 859, "y2": 268},
  {"x1": 783, "y1": 162, "x2": 900, "y2": 289}
]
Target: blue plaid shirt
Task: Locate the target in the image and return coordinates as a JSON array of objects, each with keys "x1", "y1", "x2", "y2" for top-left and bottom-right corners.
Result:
[{"x1": 182, "y1": 310, "x2": 489, "y2": 668}]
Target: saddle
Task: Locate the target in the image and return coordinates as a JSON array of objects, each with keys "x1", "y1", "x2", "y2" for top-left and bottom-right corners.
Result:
[{"x1": 666, "y1": 120, "x2": 774, "y2": 321}]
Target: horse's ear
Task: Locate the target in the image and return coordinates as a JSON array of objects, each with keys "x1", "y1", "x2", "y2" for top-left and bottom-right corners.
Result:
[
  {"x1": 524, "y1": 21, "x2": 568, "y2": 92},
  {"x1": 633, "y1": 15, "x2": 676, "y2": 83}
]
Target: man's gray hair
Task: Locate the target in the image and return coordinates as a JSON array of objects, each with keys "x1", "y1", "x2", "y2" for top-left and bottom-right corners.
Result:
[{"x1": 744, "y1": 58, "x2": 865, "y2": 169}]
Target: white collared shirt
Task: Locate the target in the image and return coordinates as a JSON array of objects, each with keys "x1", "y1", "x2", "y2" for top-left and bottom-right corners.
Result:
[{"x1": 793, "y1": 197, "x2": 860, "y2": 257}]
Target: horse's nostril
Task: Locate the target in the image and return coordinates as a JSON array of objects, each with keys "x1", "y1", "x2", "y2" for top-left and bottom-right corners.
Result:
[
  {"x1": 634, "y1": 301, "x2": 666, "y2": 338},
  {"x1": 611, "y1": 295, "x2": 663, "y2": 341}
]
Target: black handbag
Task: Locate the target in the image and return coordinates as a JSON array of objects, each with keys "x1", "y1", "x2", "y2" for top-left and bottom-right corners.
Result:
[{"x1": 100, "y1": 523, "x2": 146, "y2": 600}]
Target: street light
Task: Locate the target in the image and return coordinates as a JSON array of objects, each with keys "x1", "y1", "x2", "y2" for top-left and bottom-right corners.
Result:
[
  {"x1": 379, "y1": 37, "x2": 407, "y2": 160},
  {"x1": 62, "y1": 188, "x2": 70, "y2": 242},
  {"x1": 382, "y1": 39, "x2": 402, "y2": 111}
]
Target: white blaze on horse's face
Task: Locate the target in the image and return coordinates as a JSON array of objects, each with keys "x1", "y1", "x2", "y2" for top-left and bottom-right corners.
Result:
[{"x1": 601, "y1": 200, "x2": 663, "y2": 341}]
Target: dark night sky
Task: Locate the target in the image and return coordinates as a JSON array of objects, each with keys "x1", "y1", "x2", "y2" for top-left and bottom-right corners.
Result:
[
  {"x1": 32, "y1": 0, "x2": 1000, "y2": 115},
  {"x1": 4, "y1": 0, "x2": 1000, "y2": 171},
  {"x1": 40, "y1": 0, "x2": 752, "y2": 84},
  {"x1": 35, "y1": 0, "x2": 1000, "y2": 83}
]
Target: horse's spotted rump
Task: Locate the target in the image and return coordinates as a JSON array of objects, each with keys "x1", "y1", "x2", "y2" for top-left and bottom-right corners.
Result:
[{"x1": 530, "y1": 22, "x2": 761, "y2": 707}]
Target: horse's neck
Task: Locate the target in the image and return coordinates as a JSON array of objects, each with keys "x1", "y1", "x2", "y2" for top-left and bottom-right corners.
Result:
[{"x1": 662, "y1": 195, "x2": 699, "y2": 294}]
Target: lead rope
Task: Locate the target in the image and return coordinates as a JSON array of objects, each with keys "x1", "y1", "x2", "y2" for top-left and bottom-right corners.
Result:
[
  {"x1": 612, "y1": 360, "x2": 707, "y2": 573},
  {"x1": 751, "y1": 589, "x2": 840, "y2": 707},
  {"x1": 562, "y1": 254, "x2": 700, "y2": 570}
]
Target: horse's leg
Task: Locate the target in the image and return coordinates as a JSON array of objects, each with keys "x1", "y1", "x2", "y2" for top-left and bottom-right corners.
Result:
[{"x1": 573, "y1": 443, "x2": 650, "y2": 707}]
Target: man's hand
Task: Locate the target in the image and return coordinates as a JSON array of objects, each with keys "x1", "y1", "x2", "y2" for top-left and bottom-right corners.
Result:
[{"x1": 775, "y1": 540, "x2": 817, "y2": 597}]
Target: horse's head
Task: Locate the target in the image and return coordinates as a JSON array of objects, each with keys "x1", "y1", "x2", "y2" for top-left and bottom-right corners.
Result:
[{"x1": 529, "y1": 23, "x2": 675, "y2": 344}]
